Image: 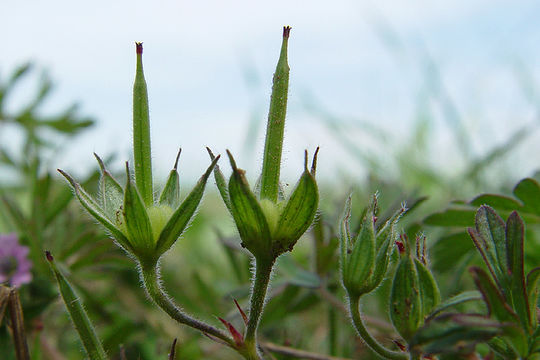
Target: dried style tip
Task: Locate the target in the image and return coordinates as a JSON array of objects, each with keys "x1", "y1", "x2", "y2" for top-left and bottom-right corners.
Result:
[
  {"x1": 168, "y1": 338, "x2": 177, "y2": 360},
  {"x1": 135, "y1": 42, "x2": 143, "y2": 54},
  {"x1": 311, "y1": 147, "x2": 320, "y2": 175},
  {"x1": 173, "y1": 148, "x2": 182, "y2": 170},
  {"x1": 283, "y1": 26, "x2": 291, "y2": 38},
  {"x1": 45, "y1": 251, "x2": 53, "y2": 262}
]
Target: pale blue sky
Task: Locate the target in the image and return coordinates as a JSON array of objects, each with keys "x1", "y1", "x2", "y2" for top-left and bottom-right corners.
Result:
[{"x1": 2, "y1": 0, "x2": 539, "y2": 185}]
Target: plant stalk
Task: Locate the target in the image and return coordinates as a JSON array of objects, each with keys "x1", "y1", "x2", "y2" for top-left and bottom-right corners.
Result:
[
  {"x1": 349, "y1": 296, "x2": 407, "y2": 360},
  {"x1": 244, "y1": 258, "x2": 274, "y2": 358},
  {"x1": 140, "y1": 263, "x2": 235, "y2": 348}
]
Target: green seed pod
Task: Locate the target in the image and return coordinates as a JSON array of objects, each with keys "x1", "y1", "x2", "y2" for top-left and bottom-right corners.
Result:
[
  {"x1": 272, "y1": 150, "x2": 318, "y2": 256},
  {"x1": 390, "y1": 235, "x2": 440, "y2": 342},
  {"x1": 227, "y1": 150, "x2": 273, "y2": 260},
  {"x1": 340, "y1": 195, "x2": 403, "y2": 298},
  {"x1": 58, "y1": 43, "x2": 219, "y2": 267},
  {"x1": 390, "y1": 255, "x2": 423, "y2": 341}
]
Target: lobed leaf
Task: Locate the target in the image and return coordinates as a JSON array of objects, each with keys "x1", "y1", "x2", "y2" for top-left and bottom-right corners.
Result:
[
  {"x1": 513, "y1": 178, "x2": 540, "y2": 215},
  {"x1": 526, "y1": 267, "x2": 540, "y2": 330}
]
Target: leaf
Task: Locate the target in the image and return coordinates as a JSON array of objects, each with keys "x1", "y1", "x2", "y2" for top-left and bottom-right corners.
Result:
[
  {"x1": 526, "y1": 267, "x2": 540, "y2": 329},
  {"x1": 474, "y1": 206, "x2": 508, "y2": 284},
  {"x1": 423, "y1": 207, "x2": 476, "y2": 227},
  {"x1": 431, "y1": 232, "x2": 475, "y2": 273},
  {"x1": 46, "y1": 252, "x2": 108, "y2": 360},
  {"x1": 426, "y1": 291, "x2": 482, "y2": 321},
  {"x1": 277, "y1": 254, "x2": 321, "y2": 288},
  {"x1": 159, "y1": 149, "x2": 181, "y2": 208},
  {"x1": 513, "y1": 178, "x2": 540, "y2": 215},
  {"x1": 469, "y1": 267, "x2": 519, "y2": 325},
  {"x1": 410, "y1": 314, "x2": 504, "y2": 356},
  {"x1": 470, "y1": 194, "x2": 523, "y2": 211},
  {"x1": 155, "y1": 156, "x2": 219, "y2": 257},
  {"x1": 505, "y1": 212, "x2": 530, "y2": 331}
]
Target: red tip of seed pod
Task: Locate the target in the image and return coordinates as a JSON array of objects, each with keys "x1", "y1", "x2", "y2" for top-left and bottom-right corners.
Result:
[
  {"x1": 45, "y1": 251, "x2": 53, "y2": 262},
  {"x1": 136, "y1": 42, "x2": 143, "y2": 54},
  {"x1": 283, "y1": 26, "x2": 291, "y2": 38},
  {"x1": 392, "y1": 340, "x2": 406, "y2": 352},
  {"x1": 395, "y1": 241, "x2": 405, "y2": 255}
]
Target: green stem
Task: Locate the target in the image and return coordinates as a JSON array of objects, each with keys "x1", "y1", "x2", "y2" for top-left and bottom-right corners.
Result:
[
  {"x1": 244, "y1": 258, "x2": 274, "y2": 357},
  {"x1": 349, "y1": 296, "x2": 407, "y2": 360},
  {"x1": 140, "y1": 263, "x2": 235, "y2": 348},
  {"x1": 260, "y1": 26, "x2": 290, "y2": 202}
]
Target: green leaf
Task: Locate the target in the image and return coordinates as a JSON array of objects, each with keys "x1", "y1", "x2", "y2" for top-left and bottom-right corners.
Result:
[
  {"x1": 226, "y1": 151, "x2": 272, "y2": 259},
  {"x1": 57, "y1": 169, "x2": 133, "y2": 254},
  {"x1": 513, "y1": 178, "x2": 540, "y2": 215},
  {"x1": 94, "y1": 153, "x2": 124, "y2": 222},
  {"x1": 505, "y1": 212, "x2": 530, "y2": 331},
  {"x1": 469, "y1": 267, "x2": 520, "y2": 325},
  {"x1": 206, "y1": 147, "x2": 232, "y2": 213},
  {"x1": 273, "y1": 151, "x2": 318, "y2": 254},
  {"x1": 526, "y1": 267, "x2": 540, "y2": 329},
  {"x1": 133, "y1": 42, "x2": 153, "y2": 206},
  {"x1": 431, "y1": 231, "x2": 475, "y2": 273},
  {"x1": 426, "y1": 290, "x2": 482, "y2": 321},
  {"x1": 277, "y1": 254, "x2": 321, "y2": 288},
  {"x1": 46, "y1": 252, "x2": 108, "y2": 360},
  {"x1": 155, "y1": 156, "x2": 219, "y2": 257},
  {"x1": 468, "y1": 206, "x2": 507, "y2": 291},
  {"x1": 123, "y1": 163, "x2": 154, "y2": 258},
  {"x1": 423, "y1": 207, "x2": 476, "y2": 227},
  {"x1": 410, "y1": 314, "x2": 503, "y2": 356},
  {"x1": 159, "y1": 149, "x2": 181, "y2": 208},
  {"x1": 260, "y1": 27, "x2": 291, "y2": 202},
  {"x1": 470, "y1": 194, "x2": 523, "y2": 211}
]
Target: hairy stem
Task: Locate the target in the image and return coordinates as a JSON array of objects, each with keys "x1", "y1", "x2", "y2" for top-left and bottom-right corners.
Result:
[
  {"x1": 349, "y1": 296, "x2": 407, "y2": 360},
  {"x1": 244, "y1": 258, "x2": 274, "y2": 357},
  {"x1": 140, "y1": 263, "x2": 235, "y2": 348}
]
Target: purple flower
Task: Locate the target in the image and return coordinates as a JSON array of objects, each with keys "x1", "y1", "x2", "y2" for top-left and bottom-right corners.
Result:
[{"x1": 0, "y1": 233, "x2": 32, "y2": 287}]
